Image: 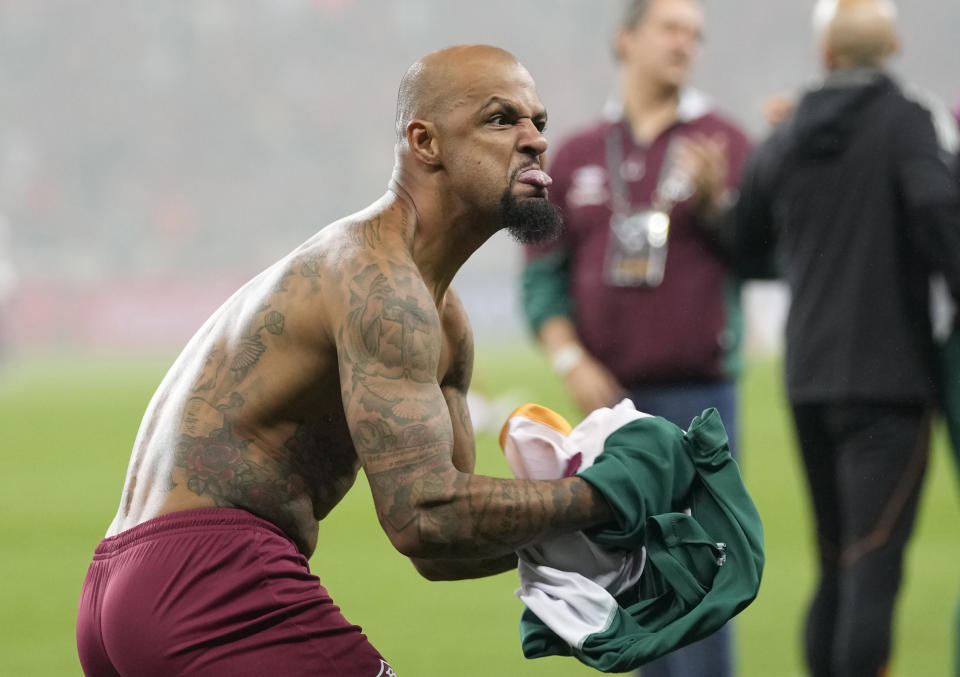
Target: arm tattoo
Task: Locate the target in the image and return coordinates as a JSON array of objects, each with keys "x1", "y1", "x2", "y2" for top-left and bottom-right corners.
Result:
[
  {"x1": 340, "y1": 264, "x2": 441, "y2": 422},
  {"x1": 339, "y1": 259, "x2": 606, "y2": 558},
  {"x1": 343, "y1": 268, "x2": 433, "y2": 373},
  {"x1": 367, "y1": 460, "x2": 606, "y2": 557}
]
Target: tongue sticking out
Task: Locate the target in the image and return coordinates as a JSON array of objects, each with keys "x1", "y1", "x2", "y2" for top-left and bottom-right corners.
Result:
[{"x1": 516, "y1": 167, "x2": 553, "y2": 188}]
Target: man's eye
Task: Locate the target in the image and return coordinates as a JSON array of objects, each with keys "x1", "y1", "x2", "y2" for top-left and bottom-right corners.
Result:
[{"x1": 489, "y1": 114, "x2": 509, "y2": 126}]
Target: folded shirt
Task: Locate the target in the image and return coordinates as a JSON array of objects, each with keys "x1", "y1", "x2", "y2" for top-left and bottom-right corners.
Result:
[{"x1": 499, "y1": 400, "x2": 764, "y2": 673}]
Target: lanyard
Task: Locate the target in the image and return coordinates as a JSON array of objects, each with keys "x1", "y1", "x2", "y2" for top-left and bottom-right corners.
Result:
[
  {"x1": 603, "y1": 122, "x2": 635, "y2": 217},
  {"x1": 603, "y1": 121, "x2": 690, "y2": 215}
]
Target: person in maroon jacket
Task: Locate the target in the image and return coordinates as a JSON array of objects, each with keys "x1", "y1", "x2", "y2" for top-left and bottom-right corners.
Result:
[{"x1": 521, "y1": 1, "x2": 750, "y2": 676}]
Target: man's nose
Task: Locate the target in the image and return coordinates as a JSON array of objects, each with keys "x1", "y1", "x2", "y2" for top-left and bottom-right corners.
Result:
[{"x1": 518, "y1": 119, "x2": 548, "y2": 156}]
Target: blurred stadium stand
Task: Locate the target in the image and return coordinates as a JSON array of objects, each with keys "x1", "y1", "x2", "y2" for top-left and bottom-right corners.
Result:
[{"x1": 0, "y1": 0, "x2": 954, "y2": 353}]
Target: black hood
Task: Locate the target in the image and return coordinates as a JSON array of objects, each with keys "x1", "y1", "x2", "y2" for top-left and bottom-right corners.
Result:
[{"x1": 785, "y1": 70, "x2": 895, "y2": 159}]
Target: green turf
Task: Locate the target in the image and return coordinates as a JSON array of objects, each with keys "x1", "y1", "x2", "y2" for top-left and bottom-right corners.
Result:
[{"x1": 0, "y1": 347, "x2": 957, "y2": 676}]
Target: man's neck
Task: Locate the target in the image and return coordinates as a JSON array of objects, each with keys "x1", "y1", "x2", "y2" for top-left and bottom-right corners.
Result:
[
  {"x1": 621, "y1": 76, "x2": 681, "y2": 145},
  {"x1": 823, "y1": 65, "x2": 886, "y2": 87},
  {"x1": 386, "y1": 174, "x2": 492, "y2": 306}
]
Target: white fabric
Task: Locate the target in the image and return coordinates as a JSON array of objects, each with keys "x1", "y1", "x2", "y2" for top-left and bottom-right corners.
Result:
[
  {"x1": 503, "y1": 399, "x2": 651, "y2": 649},
  {"x1": 501, "y1": 417, "x2": 571, "y2": 481},
  {"x1": 501, "y1": 398, "x2": 650, "y2": 480},
  {"x1": 516, "y1": 561, "x2": 621, "y2": 650}
]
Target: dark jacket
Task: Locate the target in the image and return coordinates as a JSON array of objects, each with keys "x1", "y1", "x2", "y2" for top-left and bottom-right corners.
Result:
[{"x1": 730, "y1": 70, "x2": 960, "y2": 403}]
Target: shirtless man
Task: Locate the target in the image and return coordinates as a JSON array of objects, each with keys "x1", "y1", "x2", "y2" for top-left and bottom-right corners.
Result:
[{"x1": 76, "y1": 45, "x2": 615, "y2": 676}]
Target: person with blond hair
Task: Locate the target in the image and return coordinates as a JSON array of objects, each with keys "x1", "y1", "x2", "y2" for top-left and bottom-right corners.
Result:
[{"x1": 728, "y1": 1, "x2": 960, "y2": 674}]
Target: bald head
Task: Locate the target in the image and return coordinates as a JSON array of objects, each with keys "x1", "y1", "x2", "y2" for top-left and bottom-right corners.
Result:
[
  {"x1": 813, "y1": 0, "x2": 899, "y2": 70},
  {"x1": 394, "y1": 45, "x2": 522, "y2": 143}
]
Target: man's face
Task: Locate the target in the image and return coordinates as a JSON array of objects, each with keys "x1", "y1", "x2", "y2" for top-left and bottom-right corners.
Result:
[
  {"x1": 436, "y1": 57, "x2": 561, "y2": 243},
  {"x1": 619, "y1": 0, "x2": 704, "y2": 90}
]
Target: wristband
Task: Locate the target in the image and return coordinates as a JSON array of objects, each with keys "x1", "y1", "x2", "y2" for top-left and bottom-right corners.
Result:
[{"x1": 551, "y1": 344, "x2": 584, "y2": 375}]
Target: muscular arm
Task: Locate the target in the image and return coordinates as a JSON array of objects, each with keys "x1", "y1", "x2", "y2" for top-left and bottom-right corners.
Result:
[
  {"x1": 408, "y1": 296, "x2": 519, "y2": 579},
  {"x1": 335, "y1": 256, "x2": 611, "y2": 567}
]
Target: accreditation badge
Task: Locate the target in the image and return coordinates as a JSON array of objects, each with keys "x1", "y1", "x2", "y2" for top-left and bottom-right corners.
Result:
[{"x1": 603, "y1": 209, "x2": 670, "y2": 287}]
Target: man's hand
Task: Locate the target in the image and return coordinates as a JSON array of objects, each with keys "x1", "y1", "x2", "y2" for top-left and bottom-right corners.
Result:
[
  {"x1": 674, "y1": 133, "x2": 730, "y2": 218},
  {"x1": 563, "y1": 352, "x2": 628, "y2": 414},
  {"x1": 576, "y1": 413, "x2": 699, "y2": 549},
  {"x1": 763, "y1": 94, "x2": 794, "y2": 127},
  {"x1": 538, "y1": 316, "x2": 626, "y2": 415}
]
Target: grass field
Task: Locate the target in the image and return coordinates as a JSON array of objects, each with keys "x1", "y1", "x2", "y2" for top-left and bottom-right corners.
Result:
[{"x1": 1, "y1": 346, "x2": 958, "y2": 676}]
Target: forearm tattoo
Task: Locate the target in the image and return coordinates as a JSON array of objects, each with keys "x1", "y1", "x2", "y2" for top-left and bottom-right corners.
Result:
[{"x1": 340, "y1": 261, "x2": 606, "y2": 557}]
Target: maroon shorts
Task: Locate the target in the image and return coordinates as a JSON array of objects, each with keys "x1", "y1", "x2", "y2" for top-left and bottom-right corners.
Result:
[{"x1": 77, "y1": 508, "x2": 395, "y2": 676}]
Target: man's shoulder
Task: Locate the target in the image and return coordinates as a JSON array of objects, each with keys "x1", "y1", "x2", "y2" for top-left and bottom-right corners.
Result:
[
  {"x1": 295, "y1": 210, "x2": 418, "y2": 272},
  {"x1": 843, "y1": 82, "x2": 959, "y2": 157},
  {"x1": 851, "y1": 76, "x2": 939, "y2": 124},
  {"x1": 896, "y1": 84, "x2": 960, "y2": 153},
  {"x1": 276, "y1": 215, "x2": 426, "y2": 323}
]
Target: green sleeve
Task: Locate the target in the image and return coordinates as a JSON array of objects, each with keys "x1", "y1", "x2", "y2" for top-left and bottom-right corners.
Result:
[
  {"x1": 721, "y1": 274, "x2": 744, "y2": 380},
  {"x1": 938, "y1": 324, "x2": 960, "y2": 474},
  {"x1": 521, "y1": 249, "x2": 574, "y2": 334}
]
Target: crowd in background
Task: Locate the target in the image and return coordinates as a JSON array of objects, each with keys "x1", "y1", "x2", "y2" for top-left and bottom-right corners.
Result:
[{"x1": 0, "y1": 0, "x2": 957, "y2": 351}]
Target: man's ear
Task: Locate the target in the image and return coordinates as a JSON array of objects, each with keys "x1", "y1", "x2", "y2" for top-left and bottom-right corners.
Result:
[
  {"x1": 406, "y1": 120, "x2": 442, "y2": 167},
  {"x1": 887, "y1": 33, "x2": 901, "y2": 58},
  {"x1": 613, "y1": 27, "x2": 629, "y2": 63},
  {"x1": 821, "y1": 43, "x2": 838, "y2": 71}
]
